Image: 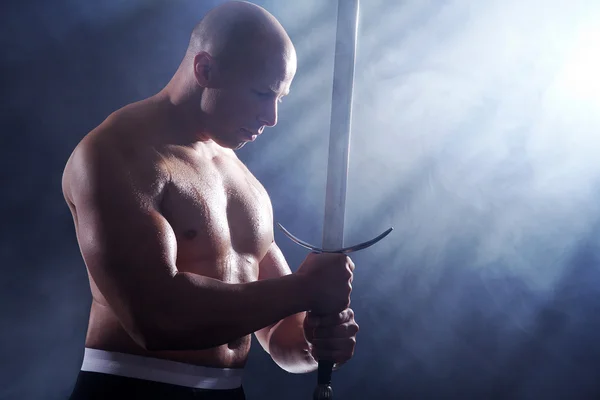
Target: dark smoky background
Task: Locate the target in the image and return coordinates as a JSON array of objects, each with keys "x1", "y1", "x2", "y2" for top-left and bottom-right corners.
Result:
[{"x1": 2, "y1": 0, "x2": 600, "y2": 399}]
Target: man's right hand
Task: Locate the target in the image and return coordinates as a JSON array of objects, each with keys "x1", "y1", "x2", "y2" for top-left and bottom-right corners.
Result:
[{"x1": 295, "y1": 253, "x2": 354, "y2": 314}]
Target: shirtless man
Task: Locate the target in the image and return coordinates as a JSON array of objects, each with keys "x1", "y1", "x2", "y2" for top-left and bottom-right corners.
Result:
[{"x1": 63, "y1": 2, "x2": 359, "y2": 399}]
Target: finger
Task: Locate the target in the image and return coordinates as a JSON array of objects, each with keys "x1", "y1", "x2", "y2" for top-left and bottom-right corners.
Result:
[
  {"x1": 310, "y1": 349, "x2": 353, "y2": 365},
  {"x1": 303, "y1": 327, "x2": 315, "y2": 343},
  {"x1": 309, "y1": 337, "x2": 356, "y2": 352},
  {"x1": 307, "y1": 309, "x2": 351, "y2": 327},
  {"x1": 304, "y1": 311, "x2": 320, "y2": 329},
  {"x1": 346, "y1": 256, "x2": 355, "y2": 272},
  {"x1": 312, "y1": 322, "x2": 359, "y2": 339},
  {"x1": 310, "y1": 343, "x2": 355, "y2": 364},
  {"x1": 307, "y1": 308, "x2": 355, "y2": 328},
  {"x1": 333, "y1": 361, "x2": 346, "y2": 371}
]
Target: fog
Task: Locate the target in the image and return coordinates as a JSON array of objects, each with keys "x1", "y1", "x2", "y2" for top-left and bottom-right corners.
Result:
[{"x1": 2, "y1": 0, "x2": 600, "y2": 398}]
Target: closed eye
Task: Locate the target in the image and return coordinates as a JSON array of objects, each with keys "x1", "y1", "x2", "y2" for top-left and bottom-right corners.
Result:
[
  {"x1": 253, "y1": 89, "x2": 285, "y2": 103},
  {"x1": 253, "y1": 89, "x2": 271, "y2": 98}
]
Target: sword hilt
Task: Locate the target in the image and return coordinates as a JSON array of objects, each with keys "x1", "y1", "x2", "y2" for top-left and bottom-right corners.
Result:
[
  {"x1": 314, "y1": 361, "x2": 335, "y2": 399},
  {"x1": 277, "y1": 222, "x2": 393, "y2": 399}
]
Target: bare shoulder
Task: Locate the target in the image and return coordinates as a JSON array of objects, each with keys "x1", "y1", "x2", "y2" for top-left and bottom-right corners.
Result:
[{"x1": 62, "y1": 102, "x2": 170, "y2": 208}]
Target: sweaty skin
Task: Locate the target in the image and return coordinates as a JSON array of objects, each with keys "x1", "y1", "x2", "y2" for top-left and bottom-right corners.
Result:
[
  {"x1": 64, "y1": 102, "x2": 271, "y2": 368},
  {"x1": 62, "y1": 1, "x2": 358, "y2": 374}
]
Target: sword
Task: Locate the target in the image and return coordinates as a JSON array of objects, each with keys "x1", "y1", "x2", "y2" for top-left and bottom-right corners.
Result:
[{"x1": 278, "y1": 0, "x2": 393, "y2": 398}]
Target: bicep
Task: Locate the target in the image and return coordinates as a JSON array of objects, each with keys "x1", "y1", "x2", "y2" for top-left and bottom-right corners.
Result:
[{"x1": 68, "y1": 142, "x2": 177, "y2": 341}]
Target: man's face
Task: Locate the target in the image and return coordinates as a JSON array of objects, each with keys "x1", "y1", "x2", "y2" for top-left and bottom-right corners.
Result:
[{"x1": 201, "y1": 46, "x2": 296, "y2": 150}]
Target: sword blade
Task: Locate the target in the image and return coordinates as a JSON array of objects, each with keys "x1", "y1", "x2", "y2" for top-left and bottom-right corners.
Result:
[
  {"x1": 322, "y1": 0, "x2": 360, "y2": 250},
  {"x1": 314, "y1": 3, "x2": 365, "y2": 398}
]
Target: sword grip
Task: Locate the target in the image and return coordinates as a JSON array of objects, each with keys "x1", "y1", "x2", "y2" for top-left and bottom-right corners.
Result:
[{"x1": 313, "y1": 360, "x2": 335, "y2": 399}]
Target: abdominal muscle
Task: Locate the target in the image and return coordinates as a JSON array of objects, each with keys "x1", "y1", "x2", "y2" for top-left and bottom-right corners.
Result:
[{"x1": 84, "y1": 256, "x2": 258, "y2": 369}]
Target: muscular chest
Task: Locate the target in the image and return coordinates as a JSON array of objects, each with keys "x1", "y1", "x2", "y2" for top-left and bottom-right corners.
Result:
[{"x1": 159, "y1": 153, "x2": 273, "y2": 282}]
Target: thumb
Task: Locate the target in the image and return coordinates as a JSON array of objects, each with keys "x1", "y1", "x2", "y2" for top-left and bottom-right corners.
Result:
[{"x1": 303, "y1": 312, "x2": 316, "y2": 342}]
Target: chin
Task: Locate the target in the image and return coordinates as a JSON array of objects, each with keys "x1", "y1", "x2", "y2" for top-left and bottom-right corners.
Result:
[
  {"x1": 217, "y1": 139, "x2": 246, "y2": 151},
  {"x1": 211, "y1": 135, "x2": 245, "y2": 150},
  {"x1": 233, "y1": 141, "x2": 247, "y2": 151}
]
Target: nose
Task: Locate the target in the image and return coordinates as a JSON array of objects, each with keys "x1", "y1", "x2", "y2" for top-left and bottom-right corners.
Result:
[{"x1": 258, "y1": 100, "x2": 278, "y2": 128}]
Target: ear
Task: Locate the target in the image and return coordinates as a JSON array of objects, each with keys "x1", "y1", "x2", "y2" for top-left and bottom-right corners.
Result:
[{"x1": 193, "y1": 51, "x2": 218, "y2": 88}]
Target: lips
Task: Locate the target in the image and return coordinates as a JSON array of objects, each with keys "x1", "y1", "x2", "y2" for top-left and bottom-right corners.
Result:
[
  {"x1": 242, "y1": 128, "x2": 260, "y2": 136},
  {"x1": 241, "y1": 128, "x2": 258, "y2": 141}
]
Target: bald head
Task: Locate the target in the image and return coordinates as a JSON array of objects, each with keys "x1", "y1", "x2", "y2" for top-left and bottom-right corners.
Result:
[
  {"x1": 164, "y1": 2, "x2": 296, "y2": 150},
  {"x1": 186, "y1": 1, "x2": 295, "y2": 76}
]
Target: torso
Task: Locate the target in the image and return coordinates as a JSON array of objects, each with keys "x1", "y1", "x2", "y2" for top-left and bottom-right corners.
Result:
[{"x1": 66, "y1": 100, "x2": 274, "y2": 369}]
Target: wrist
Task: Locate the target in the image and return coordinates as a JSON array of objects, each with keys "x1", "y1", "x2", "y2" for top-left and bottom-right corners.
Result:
[{"x1": 287, "y1": 272, "x2": 312, "y2": 312}]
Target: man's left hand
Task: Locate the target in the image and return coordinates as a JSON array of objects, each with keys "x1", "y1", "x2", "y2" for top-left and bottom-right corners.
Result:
[{"x1": 303, "y1": 308, "x2": 359, "y2": 369}]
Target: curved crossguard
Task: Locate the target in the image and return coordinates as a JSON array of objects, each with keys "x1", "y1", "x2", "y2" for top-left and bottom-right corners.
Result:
[{"x1": 277, "y1": 223, "x2": 393, "y2": 254}]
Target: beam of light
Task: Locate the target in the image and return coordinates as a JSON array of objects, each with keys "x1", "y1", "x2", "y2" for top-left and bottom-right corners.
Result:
[
  {"x1": 339, "y1": 0, "x2": 600, "y2": 292},
  {"x1": 550, "y1": 21, "x2": 600, "y2": 121},
  {"x1": 3, "y1": 0, "x2": 599, "y2": 398},
  {"x1": 284, "y1": 1, "x2": 600, "y2": 396},
  {"x1": 557, "y1": 23, "x2": 600, "y2": 98}
]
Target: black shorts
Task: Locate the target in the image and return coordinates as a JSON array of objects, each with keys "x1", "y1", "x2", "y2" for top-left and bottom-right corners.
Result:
[{"x1": 69, "y1": 371, "x2": 246, "y2": 400}]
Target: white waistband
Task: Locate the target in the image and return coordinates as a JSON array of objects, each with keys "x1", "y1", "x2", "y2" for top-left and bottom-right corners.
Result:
[{"x1": 81, "y1": 348, "x2": 243, "y2": 390}]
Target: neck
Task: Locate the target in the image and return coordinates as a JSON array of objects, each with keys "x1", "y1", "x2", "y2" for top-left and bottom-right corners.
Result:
[{"x1": 156, "y1": 67, "x2": 212, "y2": 144}]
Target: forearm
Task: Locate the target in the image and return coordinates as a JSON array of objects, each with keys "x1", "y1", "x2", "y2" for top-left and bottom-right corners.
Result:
[
  {"x1": 144, "y1": 272, "x2": 310, "y2": 351},
  {"x1": 267, "y1": 313, "x2": 318, "y2": 374}
]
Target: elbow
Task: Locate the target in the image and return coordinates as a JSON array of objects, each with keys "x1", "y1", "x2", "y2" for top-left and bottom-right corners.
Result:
[
  {"x1": 132, "y1": 328, "x2": 170, "y2": 352},
  {"x1": 268, "y1": 335, "x2": 317, "y2": 374},
  {"x1": 128, "y1": 326, "x2": 185, "y2": 352},
  {"x1": 130, "y1": 315, "x2": 186, "y2": 351},
  {"x1": 127, "y1": 313, "x2": 223, "y2": 352},
  {"x1": 270, "y1": 346, "x2": 318, "y2": 374},
  {"x1": 122, "y1": 318, "x2": 167, "y2": 351},
  {"x1": 140, "y1": 330, "x2": 228, "y2": 352},
  {"x1": 119, "y1": 309, "x2": 180, "y2": 351},
  {"x1": 138, "y1": 334, "x2": 177, "y2": 352}
]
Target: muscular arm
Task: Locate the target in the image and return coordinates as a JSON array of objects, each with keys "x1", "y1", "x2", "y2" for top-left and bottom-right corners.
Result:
[
  {"x1": 63, "y1": 136, "x2": 310, "y2": 352},
  {"x1": 255, "y1": 242, "x2": 318, "y2": 374}
]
